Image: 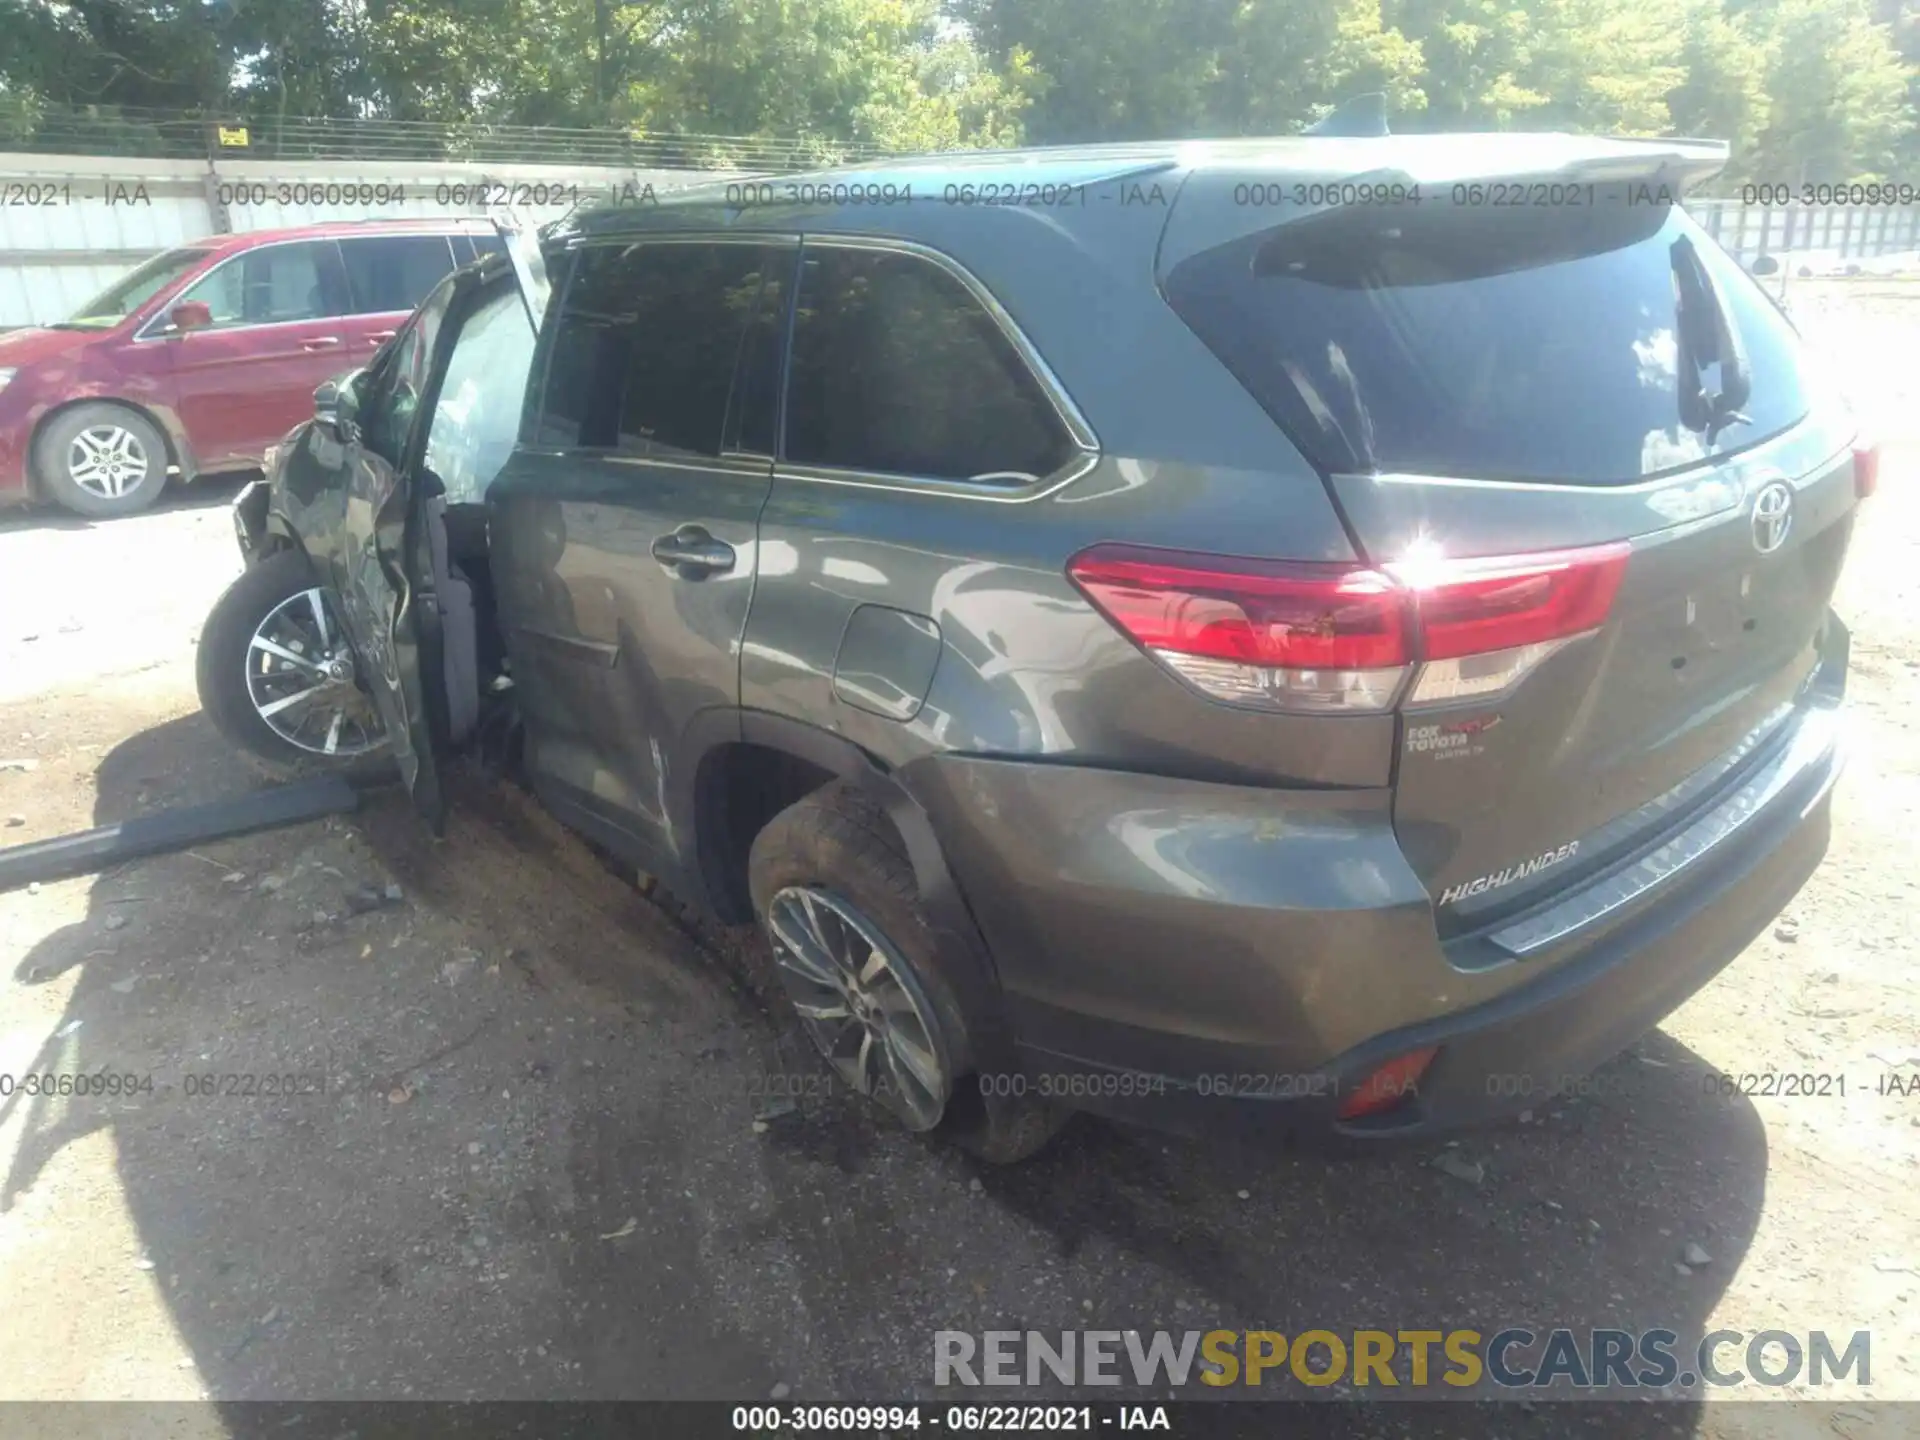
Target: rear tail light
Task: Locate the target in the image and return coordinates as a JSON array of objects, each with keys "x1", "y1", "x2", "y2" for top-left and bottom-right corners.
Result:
[
  {"x1": 1068, "y1": 540, "x2": 1631, "y2": 714},
  {"x1": 1391, "y1": 542, "x2": 1630, "y2": 706},
  {"x1": 1064, "y1": 549, "x2": 1411, "y2": 713},
  {"x1": 1853, "y1": 438, "x2": 1879, "y2": 499},
  {"x1": 1336, "y1": 1046, "x2": 1438, "y2": 1120}
]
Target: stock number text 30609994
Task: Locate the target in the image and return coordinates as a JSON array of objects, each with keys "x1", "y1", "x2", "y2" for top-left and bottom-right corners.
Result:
[{"x1": 732, "y1": 1405, "x2": 1107, "y2": 1432}]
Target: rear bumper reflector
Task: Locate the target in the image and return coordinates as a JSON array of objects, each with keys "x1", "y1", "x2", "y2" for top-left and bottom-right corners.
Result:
[{"x1": 1337, "y1": 1046, "x2": 1440, "y2": 1119}]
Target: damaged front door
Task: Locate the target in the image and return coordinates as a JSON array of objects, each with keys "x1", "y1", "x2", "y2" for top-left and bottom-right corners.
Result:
[{"x1": 287, "y1": 241, "x2": 538, "y2": 831}]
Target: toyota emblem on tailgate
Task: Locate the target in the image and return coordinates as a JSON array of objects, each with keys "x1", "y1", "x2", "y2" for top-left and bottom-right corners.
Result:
[{"x1": 1750, "y1": 480, "x2": 1794, "y2": 554}]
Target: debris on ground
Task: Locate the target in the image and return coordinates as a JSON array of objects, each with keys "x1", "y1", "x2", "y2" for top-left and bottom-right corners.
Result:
[
  {"x1": 1430, "y1": 1152, "x2": 1485, "y2": 1185},
  {"x1": 344, "y1": 882, "x2": 406, "y2": 916}
]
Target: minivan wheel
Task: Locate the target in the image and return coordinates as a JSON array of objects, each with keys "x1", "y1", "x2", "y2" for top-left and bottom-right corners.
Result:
[
  {"x1": 34, "y1": 403, "x2": 169, "y2": 518},
  {"x1": 196, "y1": 550, "x2": 389, "y2": 779},
  {"x1": 748, "y1": 782, "x2": 1067, "y2": 1161}
]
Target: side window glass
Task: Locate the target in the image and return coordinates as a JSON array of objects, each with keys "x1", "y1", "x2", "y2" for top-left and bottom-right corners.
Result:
[
  {"x1": 783, "y1": 247, "x2": 1074, "y2": 483},
  {"x1": 423, "y1": 283, "x2": 538, "y2": 503},
  {"x1": 730, "y1": 250, "x2": 796, "y2": 456},
  {"x1": 362, "y1": 276, "x2": 454, "y2": 465},
  {"x1": 537, "y1": 242, "x2": 776, "y2": 457},
  {"x1": 340, "y1": 235, "x2": 459, "y2": 315},
  {"x1": 176, "y1": 241, "x2": 346, "y2": 328}
]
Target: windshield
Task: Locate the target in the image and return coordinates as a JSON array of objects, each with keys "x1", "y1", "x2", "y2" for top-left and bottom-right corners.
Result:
[
  {"x1": 1163, "y1": 200, "x2": 1817, "y2": 486},
  {"x1": 60, "y1": 248, "x2": 212, "y2": 330}
]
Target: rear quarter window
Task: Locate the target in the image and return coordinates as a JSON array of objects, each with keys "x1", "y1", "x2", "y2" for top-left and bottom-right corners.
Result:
[{"x1": 781, "y1": 246, "x2": 1077, "y2": 485}]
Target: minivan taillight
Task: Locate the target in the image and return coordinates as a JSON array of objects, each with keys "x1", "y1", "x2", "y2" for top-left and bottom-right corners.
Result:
[{"x1": 1067, "y1": 540, "x2": 1631, "y2": 714}]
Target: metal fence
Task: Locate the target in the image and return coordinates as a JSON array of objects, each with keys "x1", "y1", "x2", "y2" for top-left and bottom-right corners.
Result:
[
  {"x1": 0, "y1": 102, "x2": 900, "y2": 173},
  {"x1": 1690, "y1": 197, "x2": 1920, "y2": 270}
]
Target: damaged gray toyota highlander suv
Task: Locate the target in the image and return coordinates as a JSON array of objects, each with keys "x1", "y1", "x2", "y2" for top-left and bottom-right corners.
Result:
[{"x1": 197, "y1": 130, "x2": 1868, "y2": 1162}]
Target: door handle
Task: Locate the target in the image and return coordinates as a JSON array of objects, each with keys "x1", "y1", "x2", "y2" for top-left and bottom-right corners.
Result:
[
  {"x1": 651, "y1": 526, "x2": 736, "y2": 577},
  {"x1": 301, "y1": 336, "x2": 343, "y2": 351},
  {"x1": 366, "y1": 330, "x2": 397, "y2": 345}
]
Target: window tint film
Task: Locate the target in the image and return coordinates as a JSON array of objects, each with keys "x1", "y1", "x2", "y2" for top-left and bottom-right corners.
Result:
[
  {"x1": 425, "y1": 281, "x2": 539, "y2": 503},
  {"x1": 340, "y1": 234, "x2": 459, "y2": 315},
  {"x1": 177, "y1": 241, "x2": 348, "y2": 328},
  {"x1": 1162, "y1": 200, "x2": 1816, "y2": 485},
  {"x1": 537, "y1": 242, "x2": 777, "y2": 457},
  {"x1": 783, "y1": 247, "x2": 1074, "y2": 483}
]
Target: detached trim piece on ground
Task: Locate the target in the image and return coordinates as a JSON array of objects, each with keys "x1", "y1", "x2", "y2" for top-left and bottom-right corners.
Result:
[{"x1": 0, "y1": 775, "x2": 360, "y2": 893}]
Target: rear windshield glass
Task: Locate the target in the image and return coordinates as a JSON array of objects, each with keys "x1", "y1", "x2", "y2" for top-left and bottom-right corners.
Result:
[{"x1": 1163, "y1": 200, "x2": 1815, "y2": 485}]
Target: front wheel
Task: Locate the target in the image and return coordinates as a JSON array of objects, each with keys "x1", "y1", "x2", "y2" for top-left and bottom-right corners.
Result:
[
  {"x1": 747, "y1": 782, "x2": 1067, "y2": 1162},
  {"x1": 196, "y1": 549, "x2": 388, "y2": 778}
]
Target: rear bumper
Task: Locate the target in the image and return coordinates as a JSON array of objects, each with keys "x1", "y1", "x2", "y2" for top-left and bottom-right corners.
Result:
[{"x1": 911, "y1": 633, "x2": 1847, "y2": 1145}]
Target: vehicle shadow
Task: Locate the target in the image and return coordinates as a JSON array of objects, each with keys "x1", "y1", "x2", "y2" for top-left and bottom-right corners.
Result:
[
  {"x1": 0, "y1": 472, "x2": 252, "y2": 535},
  {"x1": 0, "y1": 712, "x2": 1766, "y2": 1431}
]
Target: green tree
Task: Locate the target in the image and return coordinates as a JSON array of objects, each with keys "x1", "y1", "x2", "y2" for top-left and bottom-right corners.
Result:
[
  {"x1": 1747, "y1": 0, "x2": 1911, "y2": 180},
  {"x1": 0, "y1": 0, "x2": 228, "y2": 111},
  {"x1": 1666, "y1": 0, "x2": 1773, "y2": 168},
  {"x1": 1216, "y1": 0, "x2": 1427, "y2": 133},
  {"x1": 617, "y1": 0, "x2": 1032, "y2": 150},
  {"x1": 1384, "y1": 0, "x2": 1688, "y2": 133},
  {"x1": 953, "y1": 0, "x2": 1236, "y2": 141}
]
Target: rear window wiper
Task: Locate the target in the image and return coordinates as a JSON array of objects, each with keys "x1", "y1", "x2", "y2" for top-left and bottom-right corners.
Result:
[{"x1": 1670, "y1": 234, "x2": 1752, "y2": 442}]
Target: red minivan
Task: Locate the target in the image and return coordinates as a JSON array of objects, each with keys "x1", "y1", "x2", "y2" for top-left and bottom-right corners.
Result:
[{"x1": 0, "y1": 218, "x2": 508, "y2": 517}]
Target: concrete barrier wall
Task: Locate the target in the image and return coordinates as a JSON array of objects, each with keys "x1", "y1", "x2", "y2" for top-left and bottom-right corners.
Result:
[{"x1": 0, "y1": 153, "x2": 732, "y2": 328}]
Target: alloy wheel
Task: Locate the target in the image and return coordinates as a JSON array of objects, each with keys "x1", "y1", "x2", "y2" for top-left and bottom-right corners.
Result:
[
  {"x1": 765, "y1": 886, "x2": 952, "y2": 1131},
  {"x1": 67, "y1": 424, "x2": 150, "y2": 500},
  {"x1": 244, "y1": 587, "x2": 384, "y2": 757}
]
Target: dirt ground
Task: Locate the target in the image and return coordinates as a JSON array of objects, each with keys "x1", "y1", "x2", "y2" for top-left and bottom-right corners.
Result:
[{"x1": 0, "y1": 280, "x2": 1917, "y2": 1436}]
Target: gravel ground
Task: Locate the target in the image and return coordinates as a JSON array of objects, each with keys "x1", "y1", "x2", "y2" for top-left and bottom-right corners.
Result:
[{"x1": 0, "y1": 281, "x2": 1916, "y2": 1436}]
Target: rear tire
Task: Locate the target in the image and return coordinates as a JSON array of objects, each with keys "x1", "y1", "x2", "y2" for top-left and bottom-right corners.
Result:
[
  {"x1": 34, "y1": 403, "x2": 170, "y2": 518},
  {"x1": 196, "y1": 549, "x2": 390, "y2": 781},
  {"x1": 747, "y1": 782, "x2": 1066, "y2": 1163}
]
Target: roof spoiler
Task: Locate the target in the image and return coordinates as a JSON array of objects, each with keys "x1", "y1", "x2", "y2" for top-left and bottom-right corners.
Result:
[{"x1": 1303, "y1": 94, "x2": 1389, "y2": 138}]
